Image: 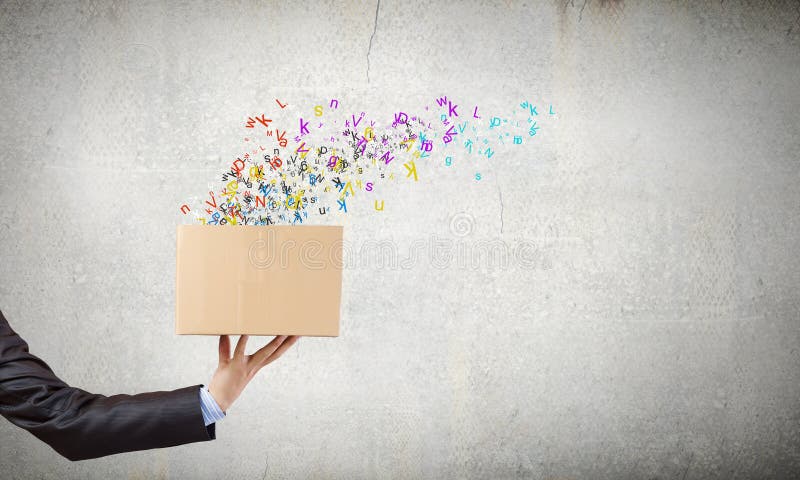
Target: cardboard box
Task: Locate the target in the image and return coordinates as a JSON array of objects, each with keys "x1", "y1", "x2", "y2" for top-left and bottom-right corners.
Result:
[{"x1": 175, "y1": 225, "x2": 343, "y2": 336}]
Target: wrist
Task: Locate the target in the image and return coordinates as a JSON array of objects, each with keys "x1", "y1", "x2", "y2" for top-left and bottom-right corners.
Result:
[{"x1": 206, "y1": 386, "x2": 229, "y2": 412}]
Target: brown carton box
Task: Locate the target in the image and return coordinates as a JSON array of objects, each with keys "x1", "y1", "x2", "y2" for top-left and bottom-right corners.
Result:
[{"x1": 175, "y1": 225, "x2": 343, "y2": 336}]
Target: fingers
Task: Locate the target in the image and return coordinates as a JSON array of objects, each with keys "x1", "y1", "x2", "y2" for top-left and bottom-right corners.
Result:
[
  {"x1": 234, "y1": 334, "x2": 250, "y2": 359},
  {"x1": 250, "y1": 335, "x2": 288, "y2": 366},
  {"x1": 218, "y1": 335, "x2": 231, "y2": 364},
  {"x1": 258, "y1": 335, "x2": 300, "y2": 369}
]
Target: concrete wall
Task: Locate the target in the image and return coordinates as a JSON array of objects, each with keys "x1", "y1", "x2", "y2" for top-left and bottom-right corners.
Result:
[{"x1": 1, "y1": 0, "x2": 799, "y2": 478}]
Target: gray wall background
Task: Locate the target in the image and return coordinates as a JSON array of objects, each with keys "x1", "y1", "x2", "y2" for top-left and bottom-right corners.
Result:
[{"x1": 1, "y1": 0, "x2": 799, "y2": 478}]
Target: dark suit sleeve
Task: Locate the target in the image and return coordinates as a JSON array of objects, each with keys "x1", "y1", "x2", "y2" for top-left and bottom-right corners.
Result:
[{"x1": 0, "y1": 309, "x2": 216, "y2": 461}]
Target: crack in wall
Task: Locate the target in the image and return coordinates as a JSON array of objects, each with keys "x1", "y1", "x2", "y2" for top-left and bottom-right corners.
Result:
[
  {"x1": 579, "y1": 0, "x2": 588, "y2": 21},
  {"x1": 498, "y1": 186, "x2": 504, "y2": 234},
  {"x1": 366, "y1": 0, "x2": 381, "y2": 83}
]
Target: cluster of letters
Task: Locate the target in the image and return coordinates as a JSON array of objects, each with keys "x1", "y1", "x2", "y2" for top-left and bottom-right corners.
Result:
[{"x1": 179, "y1": 96, "x2": 555, "y2": 225}]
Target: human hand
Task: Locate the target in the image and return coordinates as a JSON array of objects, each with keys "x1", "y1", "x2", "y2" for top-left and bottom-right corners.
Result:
[{"x1": 207, "y1": 334, "x2": 300, "y2": 412}]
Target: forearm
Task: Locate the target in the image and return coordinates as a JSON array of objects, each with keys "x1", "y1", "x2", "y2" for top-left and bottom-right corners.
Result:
[
  {"x1": 0, "y1": 310, "x2": 215, "y2": 461},
  {"x1": 2, "y1": 382, "x2": 215, "y2": 461}
]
